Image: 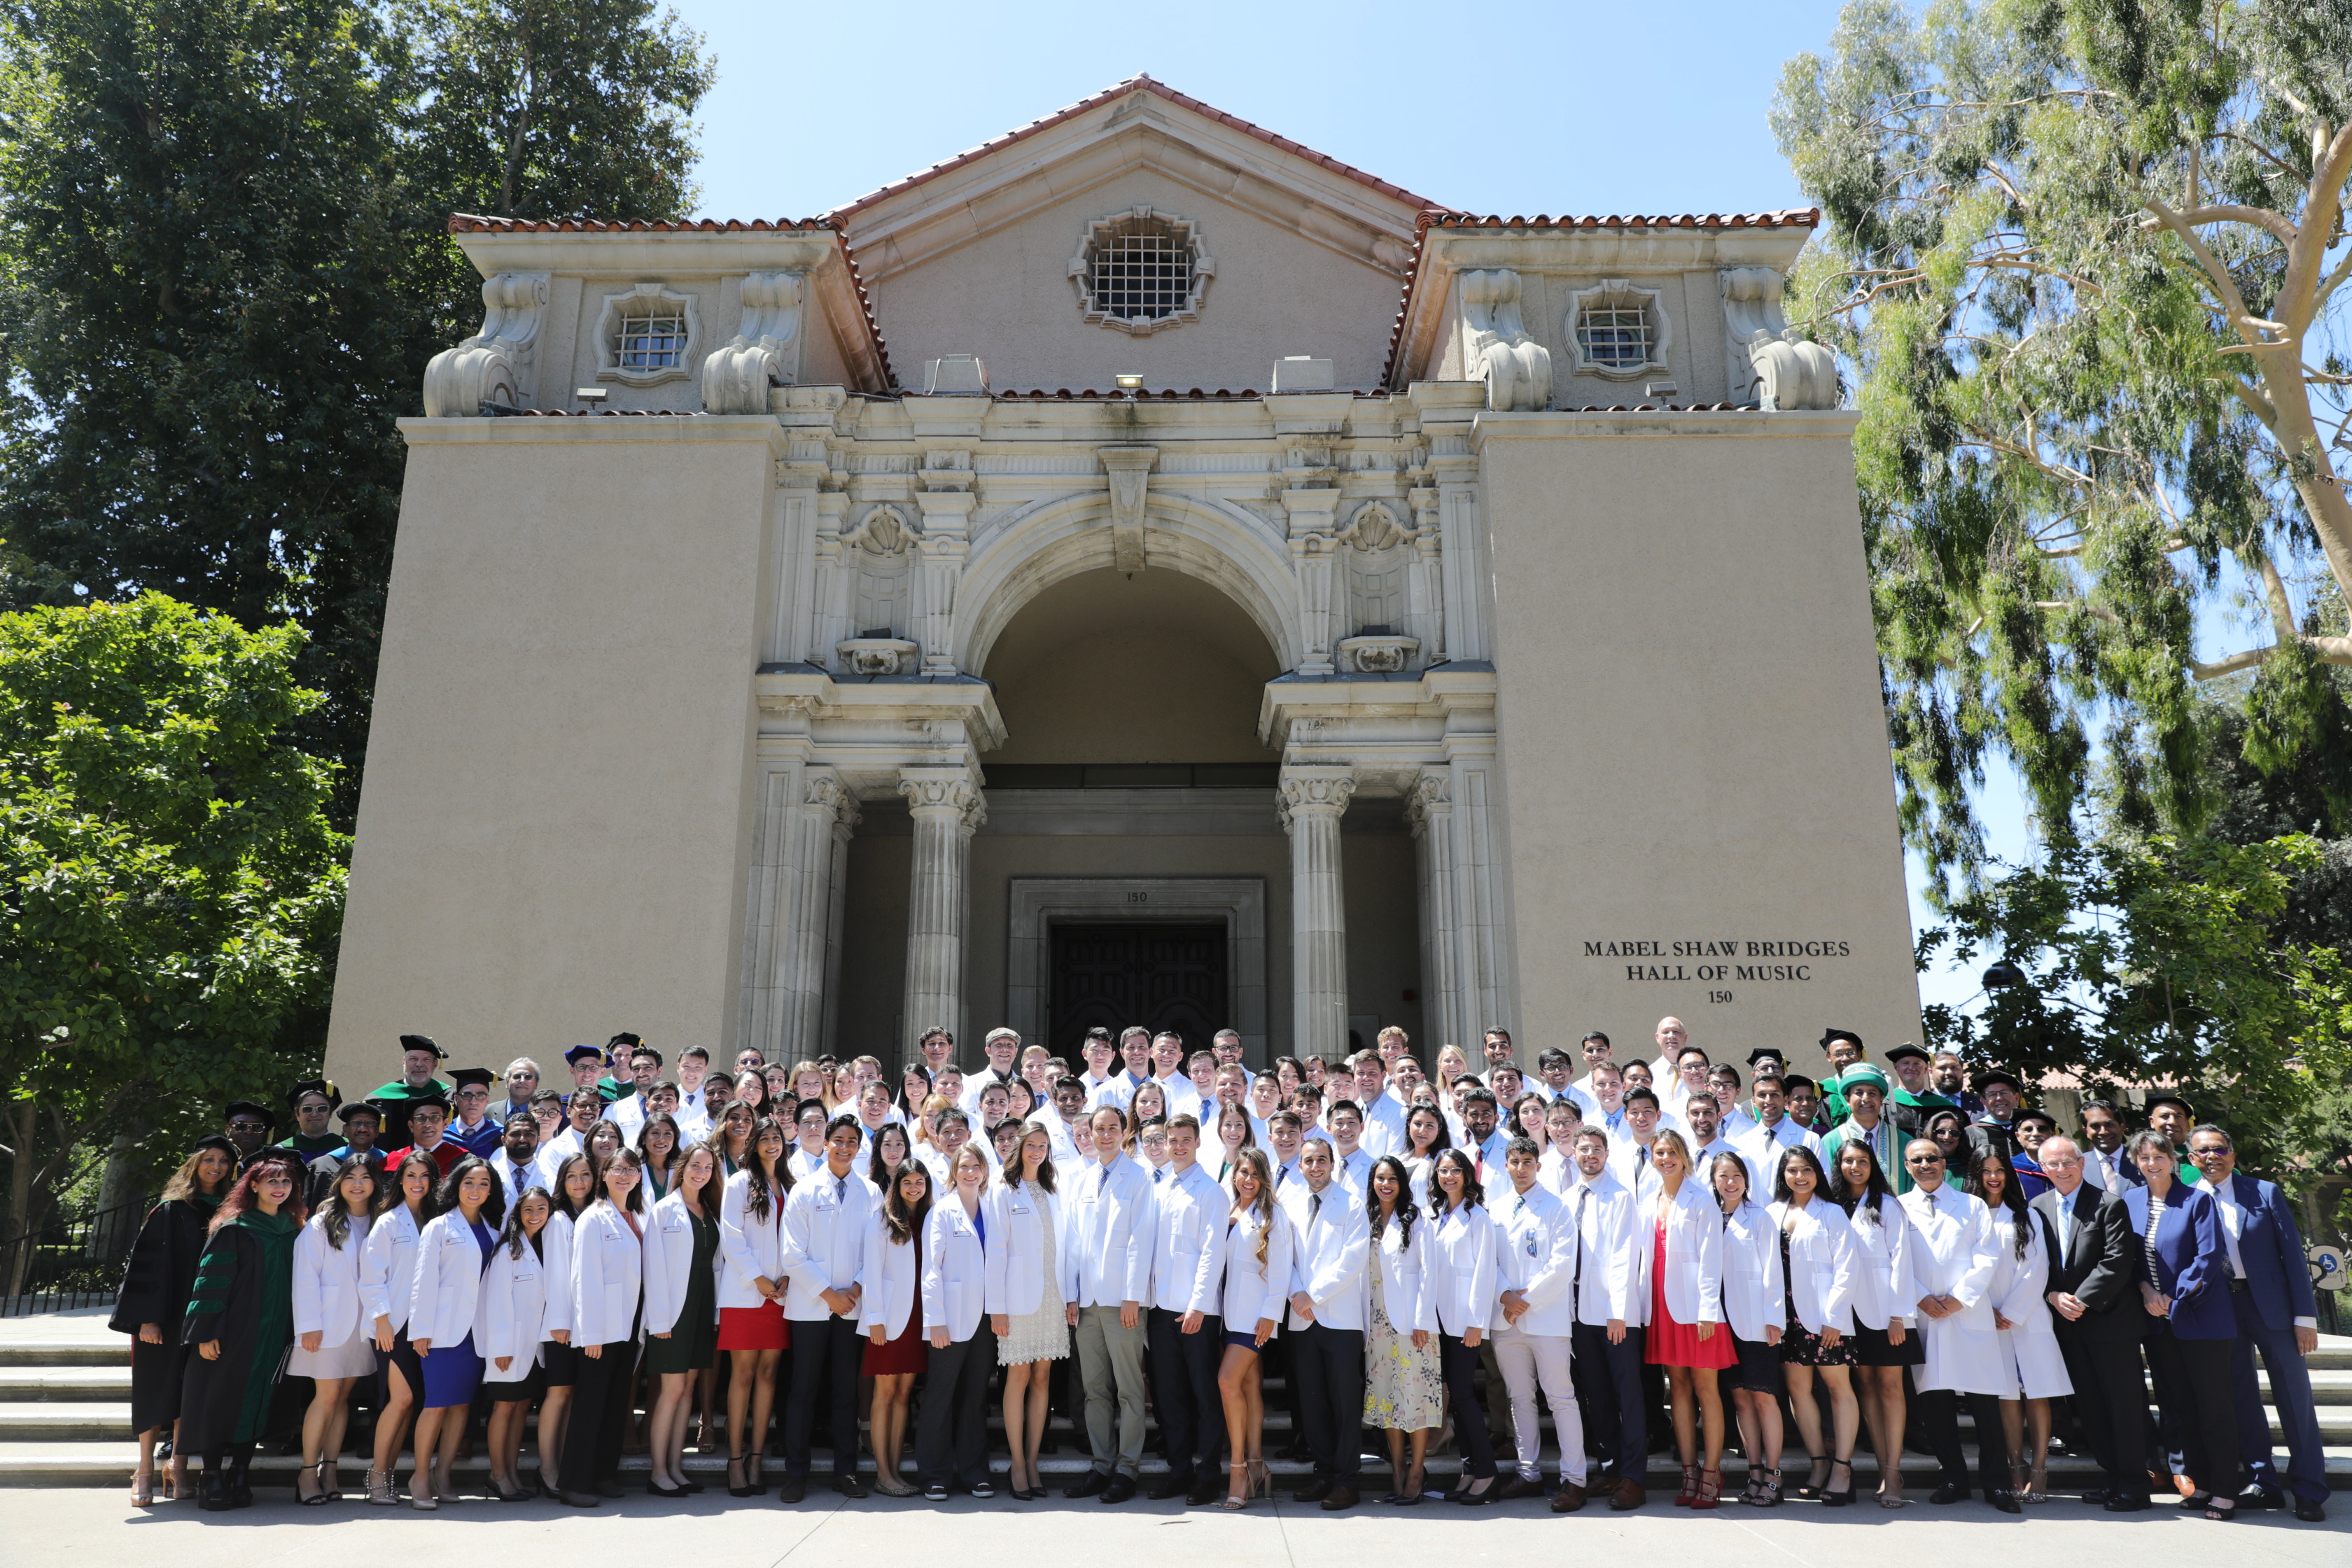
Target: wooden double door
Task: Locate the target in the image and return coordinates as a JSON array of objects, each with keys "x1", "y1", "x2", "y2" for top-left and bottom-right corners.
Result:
[{"x1": 1046, "y1": 923, "x2": 1227, "y2": 1058}]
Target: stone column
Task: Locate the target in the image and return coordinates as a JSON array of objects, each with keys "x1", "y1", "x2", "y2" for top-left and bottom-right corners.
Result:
[
  {"x1": 1279, "y1": 766, "x2": 1355, "y2": 1059},
  {"x1": 1406, "y1": 771, "x2": 1462, "y2": 1053},
  {"x1": 788, "y1": 775, "x2": 850, "y2": 1053},
  {"x1": 817, "y1": 791, "x2": 858, "y2": 1056},
  {"x1": 899, "y1": 766, "x2": 983, "y2": 1048}
]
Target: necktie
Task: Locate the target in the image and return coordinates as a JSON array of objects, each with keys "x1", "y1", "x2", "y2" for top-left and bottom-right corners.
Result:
[
  {"x1": 1573, "y1": 1188, "x2": 1590, "y2": 1301},
  {"x1": 1515, "y1": 1193, "x2": 1527, "y2": 1215},
  {"x1": 1153, "y1": 1167, "x2": 1164, "y2": 1184},
  {"x1": 835, "y1": 1177, "x2": 846, "y2": 1204},
  {"x1": 1310, "y1": 1191, "x2": 1322, "y2": 1222}
]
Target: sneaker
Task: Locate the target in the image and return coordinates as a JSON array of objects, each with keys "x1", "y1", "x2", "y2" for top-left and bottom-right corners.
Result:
[
  {"x1": 969, "y1": 1480, "x2": 996, "y2": 1498},
  {"x1": 925, "y1": 1483, "x2": 949, "y2": 1502}
]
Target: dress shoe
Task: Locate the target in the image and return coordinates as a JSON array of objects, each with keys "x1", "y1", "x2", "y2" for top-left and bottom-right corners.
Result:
[
  {"x1": 774, "y1": 1474, "x2": 806, "y2": 1504},
  {"x1": 1320, "y1": 1484, "x2": 1359, "y2": 1511},
  {"x1": 198, "y1": 1472, "x2": 234, "y2": 1513},
  {"x1": 596, "y1": 1480, "x2": 624, "y2": 1498},
  {"x1": 2294, "y1": 1497, "x2": 2328, "y2": 1522},
  {"x1": 1065, "y1": 1469, "x2": 1110, "y2": 1499},
  {"x1": 2080, "y1": 1487, "x2": 2111, "y2": 1506},
  {"x1": 1100, "y1": 1474, "x2": 1137, "y2": 1504},
  {"x1": 1928, "y1": 1483, "x2": 1968, "y2": 1505},
  {"x1": 1608, "y1": 1479, "x2": 1644, "y2": 1511},
  {"x1": 1147, "y1": 1474, "x2": 1191, "y2": 1501},
  {"x1": 1550, "y1": 1483, "x2": 1588, "y2": 1514},
  {"x1": 1990, "y1": 1488, "x2": 2022, "y2": 1515},
  {"x1": 1294, "y1": 1477, "x2": 1333, "y2": 1504},
  {"x1": 559, "y1": 1490, "x2": 602, "y2": 1508},
  {"x1": 1186, "y1": 1476, "x2": 1224, "y2": 1507},
  {"x1": 2104, "y1": 1494, "x2": 2150, "y2": 1513},
  {"x1": 834, "y1": 1471, "x2": 869, "y2": 1498},
  {"x1": 1492, "y1": 1473, "x2": 1539, "y2": 1502},
  {"x1": 1279, "y1": 1442, "x2": 1313, "y2": 1464},
  {"x1": 2236, "y1": 1485, "x2": 2283, "y2": 1511}
]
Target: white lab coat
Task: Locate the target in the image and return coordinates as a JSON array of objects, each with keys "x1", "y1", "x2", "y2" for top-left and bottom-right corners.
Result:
[
  {"x1": 1989, "y1": 1211, "x2": 2071, "y2": 1398},
  {"x1": 538, "y1": 1210, "x2": 575, "y2": 1340},
  {"x1": 778, "y1": 1167, "x2": 876, "y2": 1322},
  {"x1": 406, "y1": 1210, "x2": 491, "y2": 1351},
  {"x1": 1219, "y1": 1202, "x2": 1296, "y2": 1335},
  {"x1": 1420, "y1": 1200, "x2": 1498, "y2": 1336},
  {"x1": 1646, "y1": 1181, "x2": 1725, "y2": 1327},
  {"x1": 1148, "y1": 1162, "x2": 1229, "y2": 1316},
  {"x1": 1490, "y1": 1183, "x2": 1578, "y2": 1338},
  {"x1": 642, "y1": 1190, "x2": 718, "y2": 1338},
  {"x1": 1765, "y1": 1197, "x2": 1857, "y2": 1336},
  {"x1": 477, "y1": 1234, "x2": 547, "y2": 1385},
  {"x1": 357, "y1": 1202, "x2": 424, "y2": 1334},
  {"x1": 859, "y1": 1209, "x2": 924, "y2": 1342},
  {"x1": 1564, "y1": 1173, "x2": 1639, "y2": 1326},
  {"x1": 1280, "y1": 1182, "x2": 1371, "y2": 1332},
  {"x1": 292, "y1": 1212, "x2": 371, "y2": 1350},
  {"x1": 1366, "y1": 1210, "x2": 1436, "y2": 1332},
  {"x1": 1716, "y1": 1200, "x2": 1786, "y2": 1343},
  {"x1": 569, "y1": 1200, "x2": 645, "y2": 1348},
  {"x1": 1841, "y1": 1194, "x2": 1915, "y2": 1331},
  {"x1": 981, "y1": 1180, "x2": 1065, "y2": 1317},
  {"x1": 1061, "y1": 1153, "x2": 1156, "y2": 1308},
  {"x1": 921, "y1": 1197, "x2": 988, "y2": 1342},
  {"x1": 717, "y1": 1168, "x2": 787, "y2": 1311},
  {"x1": 1900, "y1": 1183, "x2": 2005, "y2": 1395}
]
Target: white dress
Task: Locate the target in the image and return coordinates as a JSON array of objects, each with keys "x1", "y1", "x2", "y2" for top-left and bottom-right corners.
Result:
[
  {"x1": 1989, "y1": 1213, "x2": 2071, "y2": 1399},
  {"x1": 288, "y1": 1214, "x2": 377, "y2": 1378},
  {"x1": 998, "y1": 1203, "x2": 1069, "y2": 1366}
]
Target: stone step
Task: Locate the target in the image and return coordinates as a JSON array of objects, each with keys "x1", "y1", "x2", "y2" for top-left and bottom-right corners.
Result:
[
  {"x1": 0, "y1": 1366, "x2": 130, "y2": 1401},
  {"x1": 0, "y1": 1341, "x2": 127, "y2": 1368},
  {"x1": 0, "y1": 1403, "x2": 132, "y2": 1441}
]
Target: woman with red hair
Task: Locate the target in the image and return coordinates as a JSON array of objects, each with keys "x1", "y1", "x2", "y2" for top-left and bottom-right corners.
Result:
[{"x1": 179, "y1": 1152, "x2": 307, "y2": 1512}]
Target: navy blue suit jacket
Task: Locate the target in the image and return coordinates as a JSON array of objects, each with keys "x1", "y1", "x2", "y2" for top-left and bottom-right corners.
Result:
[
  {"x1": 2123, "y1": 1182, "x2": 2234, "y2": 1340},
  {"x1": 2219, "y1": 1172, "x2": 2317, "y2": 1332}
]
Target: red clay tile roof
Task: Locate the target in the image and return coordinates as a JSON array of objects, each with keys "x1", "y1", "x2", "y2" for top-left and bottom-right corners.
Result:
[
  {"x1": 444, "y1": 213, "x2": 899, "y2": 390},
  {"x1": 1380, "y1": 208, "x2": 1820, "y2": 387},
  {"x1": 824, "y1": 75, "x2": 1441, "y2": 220}
]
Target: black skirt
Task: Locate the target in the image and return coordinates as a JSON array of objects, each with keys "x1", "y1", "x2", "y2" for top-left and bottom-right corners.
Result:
[
  {"x1": 538, "y1": 1338, "x2": 578, "y2": 1390},
  {"x1": 1849, "y1": 1320, "x2": 1924, "y2": 1367},
  {"x1": 1722, "y1": 1331, "x2": 1784, "y2": 1394}
]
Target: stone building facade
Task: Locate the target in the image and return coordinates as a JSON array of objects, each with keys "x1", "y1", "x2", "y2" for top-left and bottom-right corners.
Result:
[{"x1": 322, "y1": 77, "x2": 1920, "y2": 1085}]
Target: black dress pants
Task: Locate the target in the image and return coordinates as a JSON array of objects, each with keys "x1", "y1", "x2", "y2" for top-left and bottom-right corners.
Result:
[
  {"x1": 1570, "y1": 1322, "x2": 1647, "y2": 1483},
  {"x1": 1437, "y1": 1332, "x2": 1495, "y2": 1480},
  {"x1": 1147, "y1": 1308, "x2": 1224, "y2": 1483},
  {"x1": 2052, "y1": 1320, "x2": 2148, "y2": 1494},
  {"x1": 1918, "y1": 1387, "x2": 2009, "y2": 1494},
  {"x1": 2144, "y1": 1320, "x2": 2239, "y2": 1499},
  {"x1": 1291, "y1": 1322, "x2": 1365, "y2": 1481},
  {"x1": 785, "y1": 1314, "x2": 864, "y2": 1476},
  {"x1": 916, "y1": 1326, "x2": 997, "y2": 1489},
  {"x1": 559, "y1": 1339, "x2": 637, "y2": 1492}
]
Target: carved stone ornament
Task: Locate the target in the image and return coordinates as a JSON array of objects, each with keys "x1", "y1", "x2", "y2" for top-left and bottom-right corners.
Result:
[
  {"x1": 701, "y1": 270, "x2": 804, "y2": 414},
  {"x1": 1068, "y1": 206, "x2": 1215, "y2": 335},
  {"x1": 897, "y1": 774, "x2": 981, "y2": 816},
  {"x1": 1403, "y1": 770, "x2": 1452, "y2": 834},
  {"x1": 1751, "y1": 334, "x2": 1842, "y2": 411},
  {"x1": 1565, "y1": 278, "x2": 1673, "y2": 381},
  {"x1": 421, "y1": 271, "x2": 550, "y2": 416},
  {"x1": 1276, "y1": 769, "x2": 1357, "y2": 826},
  {"x1": 805, "y1": 774, "x2": 850, "y2": 816},
  {"x1": 835, "y1": 637, "x2": 920, "y2": 676},
  {"x1": 1100, "y1": 445, "x2": 1158, "y2": 570},
  {"x1": 1460, "y1": 270, "x2": 1553, "y2": 412},
  {"x1": 1336, "y1": 634, "x2": 1420, "y2": 673},
  {"x1": 595, "y1": 281, "x2": 700, "y2": 386}
]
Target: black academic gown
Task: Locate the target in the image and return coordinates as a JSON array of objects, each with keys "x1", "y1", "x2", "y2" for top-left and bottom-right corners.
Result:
[{"x1": 109, "y1": 1197, "x2": 218, "y2": 1434}]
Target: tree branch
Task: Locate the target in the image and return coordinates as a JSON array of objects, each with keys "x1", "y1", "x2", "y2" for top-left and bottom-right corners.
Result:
[{"x1": 2169, "y1": 202, "x2": 2300, "y2": 247}]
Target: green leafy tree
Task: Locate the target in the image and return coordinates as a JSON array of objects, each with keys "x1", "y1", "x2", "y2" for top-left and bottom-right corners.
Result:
[
  {"x1": 0, "y1": 596, "x2": 346, "y2": 1277},
  {"x1": 1772, "y1": 0, "x2": 2352, "y2": 894},
  {"x1": 0, "y1": 0, "x2": 711, "y2": 811}
]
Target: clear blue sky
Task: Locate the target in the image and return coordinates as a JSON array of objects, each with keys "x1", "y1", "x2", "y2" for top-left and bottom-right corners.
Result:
[{"x1": 664, "y1": 0, "x2": 2031, "y2": 1021}]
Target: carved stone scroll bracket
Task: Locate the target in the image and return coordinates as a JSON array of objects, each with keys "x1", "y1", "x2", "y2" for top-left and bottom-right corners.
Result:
[
  {"x1": 422, "y1": 270, "x2": 550, "y2": 416},
  {"x1": 1460, "y1": 268, "x2": 1553, "y2": 412},
  {"x1": 1100, "y1": 445, "x2": 1158, "y2": 571},
  {"x1": 702, "y1": 270, "x2": 805, "y2": 414}
]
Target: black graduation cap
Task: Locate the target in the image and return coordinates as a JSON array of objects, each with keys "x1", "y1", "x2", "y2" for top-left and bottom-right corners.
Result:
[
  {"x1": 338, "y1": 1101, "x2": 382, "y2": 1124},
  {"x1": 607, "y1": 1031, "x2": 643, "y2": 1052},
  {"x1": 223, "y1": 1100, "x2": 276, "y2": 1130},
  {"x1": 1779, "y1": 1073, "x2": 1818, "y2": 1093},
  {"x1": 401, "y1": 1088, "x2": 451, "y2": 1113},
  {"x1": 1819, "y1": 1028, "x2": 1863, "y2": 1051},
  {"x1": 564, "y1": 1043, "x2": 604, "y2": 1065},
  {"x1": 1973, "y1": 1068, "x2": 2024, "y2": 1094},
  {"x1": 1744, "y1": 1048, "x2": 1786, "y2": 1068},
  {"x1": 448, "y1": 1068, "x2": 496, "y2": 1092},
  {"x1": 1883, "y1": 1042, "x2": 1931, "y2": 1065},
  {"x1": 190, "y1": 1134, "x2": 239, "y2": 1161},
  {"x1": 398, "y1": 1033, "x2": 445, "y2": 1058},
  {"x1": 284, "y1": 1078, "x2": 341, "y2": 1111},
  {"x1": 2143, "y1": 1090, "x2": 2194, "y2": 1118}
]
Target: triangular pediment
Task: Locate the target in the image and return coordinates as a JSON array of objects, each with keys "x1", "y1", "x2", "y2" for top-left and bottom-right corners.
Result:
[{"x1": 831, "y1": 77, "x2": 1437, "y2": 285}]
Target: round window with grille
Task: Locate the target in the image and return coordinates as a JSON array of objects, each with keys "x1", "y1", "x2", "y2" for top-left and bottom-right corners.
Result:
[{"x1": 1070, "y1": 206, "x2": 1214, "y2": 334}]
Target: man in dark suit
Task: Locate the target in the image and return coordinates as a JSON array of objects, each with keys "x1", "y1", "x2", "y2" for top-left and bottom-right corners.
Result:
[
  {"x1": 2028, "y1": 1135, "x2": 2149, "y2": 1511},
  {"x1": 2185, "y1": 1127, "x2": 2329, "y2": 1522}
]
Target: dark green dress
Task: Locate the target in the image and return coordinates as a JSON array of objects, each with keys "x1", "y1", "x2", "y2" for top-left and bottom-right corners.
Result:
[
  {"x1": 177, "y1": 1210, "x2": 298, "y2": 1449},
  {"x1": 643, "y1": 1210, "x2": 718, "y2": 1373}
]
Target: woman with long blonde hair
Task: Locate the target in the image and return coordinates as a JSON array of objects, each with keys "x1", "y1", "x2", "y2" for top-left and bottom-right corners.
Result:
[{"x1": 1215, "y1": 1148, "x2": 1294, "y2": 1509}]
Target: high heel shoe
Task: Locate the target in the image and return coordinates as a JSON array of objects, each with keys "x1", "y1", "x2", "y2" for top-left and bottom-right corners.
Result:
[
  {"x1": 1793, "y1": 1457, "x2": 1830, "y2": 1502},
  {"x1": 1754, "y1": 1466, "x2": 1782, "y2": 1507},
  {"x1": 1455, "y1": 1474, "x2": 1494, "y2": 1504},
  {"x1": 1674, "y1": 1464, "x2": 1700, "y2": 1506},
  {"x1": 298, "y1": 1459, "x2": 330, "y2": 1506},
  {"x1": 2024, "y1": 1464, "x2": 2050, "y2": 1504},
  {"x1": 1821, "y1": 1459, "x2": 1855, "y2": 1508},
  {"x1": 131, "y1": 1470, "x2": 156, "y2": 1507},
  {"x1": 365, "y1": 1468, "x2": 399, "y2": 1506},
  {"x1": 1224, "y1": 1462, "x2": 1250, "y2": 1511},
  {"x1": 1249, "y1": 1459, "x2": 1272, "y2": 1499},
  {"x1": 1398, "y1": 1460, "x2": 1427, "y2": 1505},
  {"x1": 727, "y1": 1455, "x2": 760, "y2": 1498},
  {"x1": 1693, "y1": 1467, "x2": 1723, "y2": 1510}
]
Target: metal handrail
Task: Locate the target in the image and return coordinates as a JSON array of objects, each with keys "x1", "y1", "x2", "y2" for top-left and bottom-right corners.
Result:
[{"x1": 0, "y1": 1196, "x2": 152, "y2": 1317}]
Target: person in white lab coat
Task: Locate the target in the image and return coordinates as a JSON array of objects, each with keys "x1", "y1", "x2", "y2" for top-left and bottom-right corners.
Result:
[
  {"x1": 1279, "y1": 1137, "x2": 1371, "y2": 1509},
  {"x1": 1708, "y1": 1151, "x2": 1784, "y2": 1506},
  {"x1": 858, "y1": 1158, "x2": 932, "y2": 1497},
  {"x1": 479, "y1": 1186, "x2": 552, "y2": 1502},
  {"x1": 358, "y1": 1150, "x2": 435, "y2": 1506},
  {"x1": 290, "y1": 1157, "x2": 379, "y2": 1504},
  {"x1": 1214, "y1": 1147, "x2": 1294, "y2": 1510},
  {"x1": 1899, "y1": 1138, "x2": 2019, "y2": 1512},
  {"x1": 986, "y1": 1124, "x2": 1068, "y2": 1501},
  {"x1": 717, "y1": 1119, "x2": 791, "y2": 1496},
  {"x1": 532, "y1": 1152, "x2": 596, "y2": 1497},
  {"x1": 1144, "y1": 1114, "x2": 1230, "y2": 1506},
  {"x1": 918, "y1": 1144, "x2": 996, "y2": 1500},
  {"x1": 1643, "y1": 1130, "x2": 1731, "y2": 1507},
  {"x1": 1489, "y1": 1138, "x2": 1587, "y2": 1509},
  {"x1": 1829, "y1": 1139, "x2": 1919, "y2": 1507},
  {"x1": 407, "y1": 1158, "x2": 503, "y2": 1510},
  {"x1": 1562, "y1": 1129, "x2": 1646, "y2": 1510},
  {"x1": 1967, "y1": 1148, "x2": 2070, "y2": 1504},
  {"x1": 557, "y1": 1147, "x2": 646, "y2": 1507},
  {"x1": 1423, "y1": 1147, "x2": 1501, "y2": 1503},
  {"x1": 1768, "y1": 1144, "x2": 1861, "y2": 1506},
  {"x1": 1362, "y1": 1155, "x2": 1440, "y2": 1504},
  {"x1": 776, "y1": 1114, "x2": 878, "y2": 1502},
  {"x1": 642, "y1": 1144, "x2": 723, "y2": 1498}
]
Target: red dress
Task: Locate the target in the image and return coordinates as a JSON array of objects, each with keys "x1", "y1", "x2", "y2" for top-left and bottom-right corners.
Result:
[
  {"x1": 860, "y1": 1232, "x2": 927, "y2": 1376},
  {"x1": 1644, "y1": 1217, "x2": 1735, "y2": 1369}
]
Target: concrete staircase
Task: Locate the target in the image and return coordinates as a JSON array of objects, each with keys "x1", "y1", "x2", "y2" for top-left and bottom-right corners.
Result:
[{"x1": 3, "y1": 1307, "x2": 2346, "y2": 1491}]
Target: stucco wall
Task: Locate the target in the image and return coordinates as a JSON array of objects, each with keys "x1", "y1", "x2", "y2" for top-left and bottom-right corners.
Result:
[
  {"x1": 1477, "y1": 411, "x2": 1921, "y2": 1072},
  {"x1": 323, "y1": 418, "x2": 781, "y2": 1092}
]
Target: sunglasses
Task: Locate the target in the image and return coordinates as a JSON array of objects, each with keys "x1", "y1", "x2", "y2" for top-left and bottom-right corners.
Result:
[{"x1": 1906, "y1": 1154, "x2": 1945, "y2": 1166}]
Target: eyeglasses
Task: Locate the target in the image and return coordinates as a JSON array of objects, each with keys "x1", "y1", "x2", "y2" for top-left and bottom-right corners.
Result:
[
  {"x1": 1906, "y1": 1154, "x2": 1945, "y2": 1166},
  {"x1": 227, "y1": 1121, "x2": 268, "y2": 1133}
]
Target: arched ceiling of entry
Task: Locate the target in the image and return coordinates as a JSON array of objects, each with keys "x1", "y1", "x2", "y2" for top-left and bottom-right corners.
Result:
[{"x1": 981, "y1": 568, "x2": 1279, "y2": 766}]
